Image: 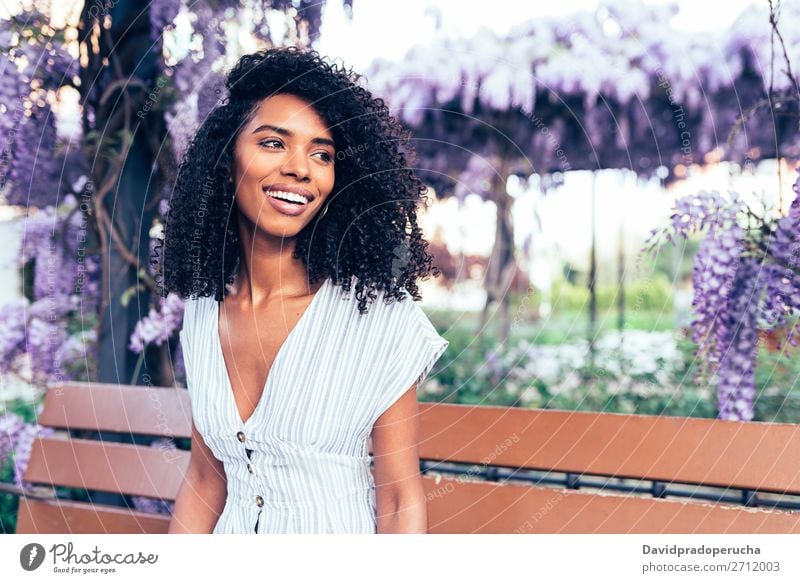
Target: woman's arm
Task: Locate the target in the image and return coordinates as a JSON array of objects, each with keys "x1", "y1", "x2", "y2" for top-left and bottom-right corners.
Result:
[
  {"x1": 371, "y1": 384, "x2": 427, "y2": 534},
  {"x1": 168, "y1": 421, "x2": 228, "y2": 533}
]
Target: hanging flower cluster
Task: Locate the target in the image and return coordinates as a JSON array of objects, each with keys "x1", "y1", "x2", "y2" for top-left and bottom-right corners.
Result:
[{"x1": 644, "y1": 171, "x2": 800, "y2": 420}]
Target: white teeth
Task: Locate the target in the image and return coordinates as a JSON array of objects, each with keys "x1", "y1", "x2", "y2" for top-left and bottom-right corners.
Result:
[{"x1": 267, "y1": 190, "x2": 308, "y2": 204}]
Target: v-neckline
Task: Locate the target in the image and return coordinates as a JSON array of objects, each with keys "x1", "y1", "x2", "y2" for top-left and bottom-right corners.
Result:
[{"x1": 214, "y1": 277, "x2": 329, "y2": 427}]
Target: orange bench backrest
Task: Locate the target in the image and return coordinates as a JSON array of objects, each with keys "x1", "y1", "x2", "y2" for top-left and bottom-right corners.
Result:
[{"x1": 17, "y1": 383, "x2": 800, "y2": 533}]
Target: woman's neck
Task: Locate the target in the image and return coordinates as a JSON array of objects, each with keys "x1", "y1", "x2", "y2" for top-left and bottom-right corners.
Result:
[{"x1": 231, "y1": 226, "x2": 315, "y2": 305}]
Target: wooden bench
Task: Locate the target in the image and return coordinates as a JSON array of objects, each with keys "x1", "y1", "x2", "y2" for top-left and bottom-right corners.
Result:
[{"x1": 12, "y1": 381, "x2": 800, "y2": 533}]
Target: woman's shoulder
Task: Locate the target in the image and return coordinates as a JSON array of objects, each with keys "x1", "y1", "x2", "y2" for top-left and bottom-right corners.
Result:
[
  {"x1": 372, "y1": 284, "x2": 439, "y2": 339},
  {"x1": 179, "y1": 293, "x2": 214, "y2": 335},
  {"x1": 181, "y1": 292, "x2": 207, "y2": 312},
  {"x1": 327, "y1": 276, "x2": 436, "y2": 334}
]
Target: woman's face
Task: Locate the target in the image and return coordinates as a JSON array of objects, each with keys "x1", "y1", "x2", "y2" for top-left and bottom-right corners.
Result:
[{"x1": 231, "y1": 93, "x2": 336, "y2": 238}]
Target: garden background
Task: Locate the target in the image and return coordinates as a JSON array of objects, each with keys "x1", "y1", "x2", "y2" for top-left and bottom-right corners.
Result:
[{"x1": 0, "y1": 0, "x2": 798, "y2": 533}]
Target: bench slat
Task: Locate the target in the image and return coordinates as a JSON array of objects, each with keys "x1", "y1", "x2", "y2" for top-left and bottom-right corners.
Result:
[
  {"x1": 25, "y1": 436, "x2": 189, "y2": 498},
  {"x1": 417, "y1": 404, "x2": 800, "y2": 495},
  {"x1": 423, "y1": 476, "x2": 800, "y2": 533},
  {"x1": 16, "y1": 498, "x2": 170, "y2": 534},
  {"x1": 40, "y1": 382, "x2": 191, "y2": 438}
]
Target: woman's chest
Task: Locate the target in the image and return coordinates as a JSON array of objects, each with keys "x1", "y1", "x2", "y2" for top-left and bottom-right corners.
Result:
[
  {"x1": 190, "y1": 303, "x2": 385, "y2": 449},
  {"x1": 217, "y1": 298, "x2": 312, "y2": 425}
]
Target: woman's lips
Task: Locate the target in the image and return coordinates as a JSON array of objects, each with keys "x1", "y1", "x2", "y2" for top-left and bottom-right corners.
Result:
[{"x1": 264, "y1": 191, "x2": 311, "y2": 217}]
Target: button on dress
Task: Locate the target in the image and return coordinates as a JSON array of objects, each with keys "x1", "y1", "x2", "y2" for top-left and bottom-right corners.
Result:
[{"x1": 178, "y1": 275, "x2": 449, "y2": 534}]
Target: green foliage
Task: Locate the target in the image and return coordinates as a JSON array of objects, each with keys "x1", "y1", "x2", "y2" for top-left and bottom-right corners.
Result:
[
  {"x1": 550, "y1": 274, "x2": 674, "y2": 312},
  {"x1": 753, "y1": 345, "x2": 800, "y2": 423},
  {"x1": 420, "y1": 311, "x2": 800, "y2": 423},
  {"x1": 0, "y1": 460, "x2": 18, "y2": 534},
  {"x1": 0, "y1": 398, "x2": 39, "y2": 534},
  {"x1": 649, "y1": 236, "x2": 700, "y2": 282},
  {"x1": 3, "y1": 397, "x2": 37, "y2": 422}
]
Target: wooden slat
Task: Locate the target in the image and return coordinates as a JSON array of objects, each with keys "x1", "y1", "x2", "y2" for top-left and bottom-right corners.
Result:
[
  {"x1": 40, "y1": 382, "x2": 192, "y2": 438},
  {"x1": 417, "y1": 403, "x2": 800, "y2": 495},
  {"x1": 25, "y1": 436, "x2": 189, "y2": 498},
  {"x1": 16, "y1": 498, "x2": 170, "y2": 534},
  {"x1": 423, "y1": 475, "x2": 800, "y2": 534}
]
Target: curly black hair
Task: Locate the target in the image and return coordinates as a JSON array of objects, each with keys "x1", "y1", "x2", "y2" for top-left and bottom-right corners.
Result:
[{"x1": 159, "y1": 47, "x2": 441, "y2": 314}]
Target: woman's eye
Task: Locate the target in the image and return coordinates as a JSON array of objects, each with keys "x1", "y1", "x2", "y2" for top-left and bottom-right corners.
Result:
[
  {"x1": 258, "y1": 139, "x2": 283, "y2": 149},
  {"x1": 314, "y1": 151, "x2": 333, "y2": 163}
]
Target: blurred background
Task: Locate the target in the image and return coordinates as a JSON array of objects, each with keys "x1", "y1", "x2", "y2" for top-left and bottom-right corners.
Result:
[{"x1": 0, "y1": 0, "x2": 799, "y2": 529}]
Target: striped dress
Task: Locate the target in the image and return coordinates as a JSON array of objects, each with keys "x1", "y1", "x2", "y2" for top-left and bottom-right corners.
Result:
[{"x1": 178, "y1": 275, "x2": 449, "y2": 534}]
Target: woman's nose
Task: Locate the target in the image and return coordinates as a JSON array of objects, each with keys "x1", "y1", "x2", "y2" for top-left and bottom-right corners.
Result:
[{"x1": 280, "y1": 149, "x2": 310, "y2": 180}]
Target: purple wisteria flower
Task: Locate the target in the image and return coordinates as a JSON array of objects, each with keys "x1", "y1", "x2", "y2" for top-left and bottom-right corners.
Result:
[
  {"x1": 0, "y1": 194, "x2": 101, "y2": 384},
  {"x1": 645, "y1": 169, "x2": 800, "y2": 421},
  {"x1": 0, "y1": 299, "x2": 29, "y2": 376},
  {"x1": 689, "y1": 224, "x2": 745, "y2": 369},
  {"x1": 149, "y1": 0, "x2": 183, "y2": 45},
  {"x1": 129, "y1": 293, "x2": 185, "y2": 354},
  {"x1": 714, "y1": 258, "x2": 761, "y2": 421},
  {"x1": 12, "y1": 422, "x2": 55, "y2": 488},
  {"x1": 0, "y1": 409, "x2": 55, "y2": 489},
  {"x1": 762, "y1": 174, "x2": 800, "y2": 343},
  {"x1": 0, "y1": 412, "x2": 25, "y2": 470}
]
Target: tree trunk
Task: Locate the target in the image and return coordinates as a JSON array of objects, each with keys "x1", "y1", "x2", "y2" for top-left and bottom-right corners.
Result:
[
  {"x1": 79, "y1": 0, "x2": 159, "y2": 509},
  {"x1": 477, "y1": 172, "x2": 516, "y2": 346},
  {"x1": 85, "y1": 0, "x2": 159, "y2": 386}
]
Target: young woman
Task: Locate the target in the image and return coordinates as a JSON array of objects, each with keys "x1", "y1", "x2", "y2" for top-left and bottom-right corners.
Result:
[{"x1": 163, "y1": 47, "x2": 448, "y2": 534}]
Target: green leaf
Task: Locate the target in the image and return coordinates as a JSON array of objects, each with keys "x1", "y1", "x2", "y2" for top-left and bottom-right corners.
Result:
[{"x1": 120, "y1": 284, "x2": 145, "y2": 307}]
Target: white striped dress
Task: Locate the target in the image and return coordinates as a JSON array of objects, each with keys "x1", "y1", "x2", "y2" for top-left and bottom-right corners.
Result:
[{"x1": 178, "y1": 275, "x2": 449, "y2": 534}]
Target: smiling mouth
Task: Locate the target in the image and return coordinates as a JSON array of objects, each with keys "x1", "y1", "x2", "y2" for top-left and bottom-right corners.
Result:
[{"x1": 264, "y1": 189, "x2": 311, "y2": 205}]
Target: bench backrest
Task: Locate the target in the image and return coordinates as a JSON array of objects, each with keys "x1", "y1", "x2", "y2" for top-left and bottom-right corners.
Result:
[
  {"x1": 16, "y1": 382, "x2": 800, "y2": 533},
  {"x1": 417, "y1": 404, "x2": 800, "y2": 533},
  {"x1": 17, "y1": 383, "x2": 191, "y2": 534}
]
